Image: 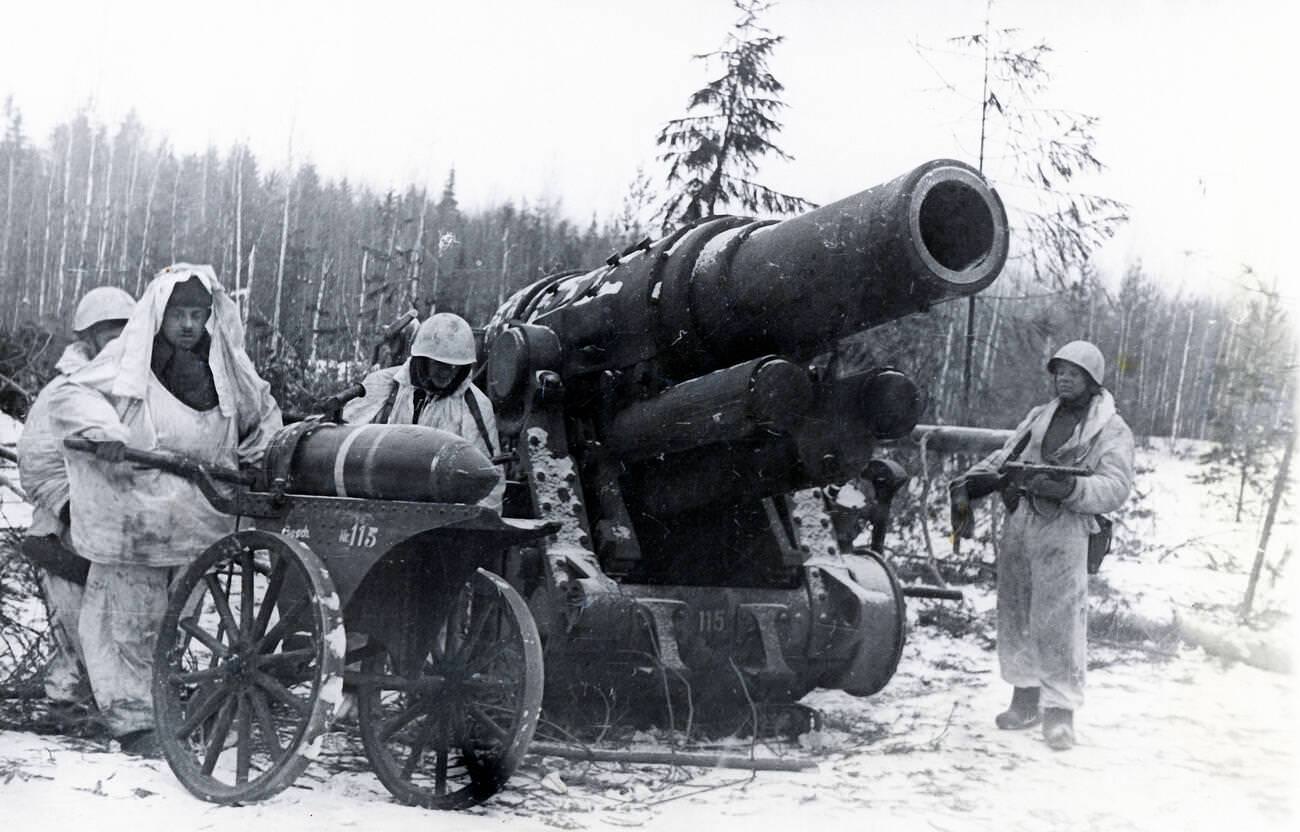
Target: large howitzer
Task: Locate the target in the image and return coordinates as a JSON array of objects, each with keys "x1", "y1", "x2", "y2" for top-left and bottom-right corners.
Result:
[{"x1": 482, "y1": 159, "x2": 1009, "y2": 724}]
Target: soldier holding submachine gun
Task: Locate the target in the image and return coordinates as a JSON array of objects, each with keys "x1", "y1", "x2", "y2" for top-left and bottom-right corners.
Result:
[{"x1": 950, "y1": 340, "x2": 1135, "y2": 752}]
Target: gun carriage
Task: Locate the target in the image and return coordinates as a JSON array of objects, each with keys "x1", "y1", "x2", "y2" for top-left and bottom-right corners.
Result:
[{"x1": 67, "y1": 423, "x2": 553, "y2": 810}]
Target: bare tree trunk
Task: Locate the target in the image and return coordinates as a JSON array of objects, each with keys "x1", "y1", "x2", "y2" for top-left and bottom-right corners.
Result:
[
  {"x1": 410, "y1": 191, "x2": 427, "y2": 304},
  {"x1": 73, "y1": 127, "x2": 98, "y2": 301},
  {"x1": 380, "y1": 202, "x2": 400, "y2": 323},
  {"x1": 1085, "y1": 274, "x2": 1097, "y2": 340},
  {"x1": 94, "y1": 131, "x2": 116, "y2": 284},
  {"x1": 233, "y1": 145, "x2": 244, "y2": 300},
  {"x1": 135, "y1": 144, "x2": 166, "y2": 293},
  {"x1": 1209, "y1": 314, "x2": 1240, "y2": 438},
  {"x1": 1169, "y1": 303, "x2": 1197, "y2": 449},
  {"x1": 1, "y1": 147, "x2": 14, "y2": 298},
  {"x1": 1241, "y1": 425, "x2": 1295, "y2": 620},
  {"x1": 355, "y1": 247, "x2": 370, "y2": 363},
  {"x1": 273, "y1": 132, "x2": 294, "y2": 341},
  {"x1": 961, "y1": 296, "x2": 976, "y2": 421},
  {"x1": 246, "y1": 242, "x2": 258, "y2": 328},
  {"x1": 1150, "y1": 305, "x2": 1175, "y2": 436},
  {"x1": 55, "y1": 128, "x2": 74, "y2": 313},
  {"x1": 979, "y1": 293, "x2": 1002, "y2": 382},
  {"x1": 168, "y1": 157, "x2": 180, "y2": 261},
  {"x1": 1114, "y1": 303, "x2": 1132, "y2": 404},
  {"x1": 935, "y1": 312, "x2": 958, "y2": 423},
  {"x1": 309, "y1": 255, "x2": 332, "y2": 365},
  {"x1": 1189, "y1": 314, "x2": 1216, "y2": 440},
  {"x1": 1135, "y1": 303, "x2": 1153, "y2": 418},
  {"x1": 39, "y1": 156, "x2": 56, "y2": 318},
  {"x1": 431, "y1": 248, "x2": 441, "y2": 307},
  {"x1": 199, "y1": 149, "x2": 208, "y2": 229},
  {"x1": 498, "y1": 223, "x2": 511, "y2": 308},
  {"x1": 21, "y1": 169, "x2": 42, "y2": 322},
  {"x1": 117, "y1": 138, "x2": 141, "y2": 283}
]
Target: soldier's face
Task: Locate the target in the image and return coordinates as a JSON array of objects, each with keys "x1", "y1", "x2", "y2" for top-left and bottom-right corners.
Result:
[
  {"x1": 1054, "y1": 362, "x2": 1089, "y2": 403},
  {"x1": 89, "y1": 322, "x2": 125, "y2": 356},
  {"x1": 411, "y1": 357, "x2": 461, "y2": 391},
  {"x1": 426, "y1": 360, "x2": 459, "y2": 389},
  {"x1": 161, "y1": 305, "x2": 210, "y2": 350}
]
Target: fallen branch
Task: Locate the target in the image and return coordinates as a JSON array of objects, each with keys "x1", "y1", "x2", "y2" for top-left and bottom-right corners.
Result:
[
  {"x1": 528, "y1": 742, "x2": 818, "y2": 772},
  {"x1": 0, "y1": 682, "x2": 43, "y2": 700},
  {"x1": 0, "y1": 370, "x2": 32, "y2": 401}
]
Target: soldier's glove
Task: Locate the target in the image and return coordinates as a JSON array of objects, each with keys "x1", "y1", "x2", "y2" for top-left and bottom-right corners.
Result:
[
  {"x1": 92, "y1": 440, "x2": 127, "y2": 463},
  {"x1": 948, "y1": 482, "x2": 974, "y2": 540},
  {"x1": 1026, "y1": 473, "x2": 1076, "y2": 501}
]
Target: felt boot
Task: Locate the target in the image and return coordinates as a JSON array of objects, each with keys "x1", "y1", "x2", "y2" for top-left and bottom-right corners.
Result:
[
  {"x1": 118, "y1": 728, "x2": 162, "y2": 758},
  {"x1": 1043, "y1": 707, "x2": 1075, "y2": 750},
  {"x1": 995, "y1": 686, "x2": 1041, "y2": 730}
]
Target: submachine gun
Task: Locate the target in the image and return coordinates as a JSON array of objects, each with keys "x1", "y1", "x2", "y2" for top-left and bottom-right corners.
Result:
[{"x1": 482, "y1": 160, "x2": 1010, "y2": 722}]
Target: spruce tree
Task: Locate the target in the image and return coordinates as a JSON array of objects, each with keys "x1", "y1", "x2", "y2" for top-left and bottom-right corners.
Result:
[{"x1": 656, "y1": 0, "x2": 812, "y2": 230}]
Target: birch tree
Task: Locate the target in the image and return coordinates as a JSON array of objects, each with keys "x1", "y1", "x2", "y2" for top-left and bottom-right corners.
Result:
[
  {"x1": 54, "y1": 125, "x2": 74, "y2": 312},
  {"x1": 273, "y1": 131, "x2": 294, "y2": 339},
  {"x1": 135, "y1": 142, "x2": 166, "y2": 293},
  {"x1": 72, "y1": 126, "x2": 98, "y2": 302},
  {"x1": 94, "y1": 125, "x2": 117, "y2": 283}
]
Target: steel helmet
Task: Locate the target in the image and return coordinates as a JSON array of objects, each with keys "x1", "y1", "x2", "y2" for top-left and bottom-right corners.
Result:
[
  {"x1": 73, "y1": 286, "x2": 136, "y2": 332},
  {"x1": 410, "y1": 313, "x2": 477, "y2": 365},
  {"x1": 1047, "y1": 340, "x2": 1105, "y2": 386}
]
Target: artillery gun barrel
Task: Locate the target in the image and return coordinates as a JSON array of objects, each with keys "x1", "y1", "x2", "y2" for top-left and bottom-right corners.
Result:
[
  {"x1": 679, "y1": 159, "x2": 1008, "y2": 368},
  {"x1": 488, "y1": 159, "x2": 1008, "y2": 389}
]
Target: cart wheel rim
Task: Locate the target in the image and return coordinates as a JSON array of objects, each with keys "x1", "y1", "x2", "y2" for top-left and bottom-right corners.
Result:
[
  {"x1": 153, "y1": 530, "x2": 345, "y2": 804},
  {"x1": 357, "y1": 567, "x2": 543, "y2": 810}
]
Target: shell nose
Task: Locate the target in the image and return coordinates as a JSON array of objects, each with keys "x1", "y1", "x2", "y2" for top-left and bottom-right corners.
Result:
[{"x1": 431, "y1": 441, "x2": 502, "y2": 504}]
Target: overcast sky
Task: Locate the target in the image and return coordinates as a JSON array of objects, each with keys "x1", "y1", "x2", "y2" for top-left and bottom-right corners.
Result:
[{"x1": 1, "y1": 0, "x2": 1294, "y2": 297}]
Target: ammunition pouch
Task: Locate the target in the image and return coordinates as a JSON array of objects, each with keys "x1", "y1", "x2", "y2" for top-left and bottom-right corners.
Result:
[
  {"x1": 1087, "y1": 515, "x2": 1113, "y2": 574},
  {"x1": 20, "y1": 535, "x2": 91, "y2": 585}
]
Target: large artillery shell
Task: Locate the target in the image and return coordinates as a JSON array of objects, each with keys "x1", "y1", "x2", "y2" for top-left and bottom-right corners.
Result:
[{"x1": 284, "y1": 423, "x2": 500, "y2": 504}]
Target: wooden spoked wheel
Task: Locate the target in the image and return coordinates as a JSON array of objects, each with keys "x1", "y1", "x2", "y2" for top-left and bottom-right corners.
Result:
[
  {"x1": 356, "y1": 567, "x2": 543, "y2": 809},
  {"x1": 153, "y1": 530, "x2": 344, "y2": 804}
]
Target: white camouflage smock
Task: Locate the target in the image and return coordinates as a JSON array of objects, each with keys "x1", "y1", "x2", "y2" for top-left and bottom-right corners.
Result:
[
  {"x1": 968, "y1": 389, "x2": 1135, "y2": 711},
  {"x1": 17, "y1": 340, "x2": 95, "y2": 700},
  {"x1": 50, "y1": 266, "x2": 282, "y2": 567},
  {"x1": 47, "y1": 265, "x2": 281, "y2": 736}
]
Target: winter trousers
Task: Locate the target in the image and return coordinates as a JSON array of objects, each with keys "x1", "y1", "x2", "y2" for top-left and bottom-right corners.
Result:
[
  {"x1": 80, "y1": 563, "x2": 174, "y2": 737},
  {"x1": 996, "y1": 503, "x2": 1089, "y2": 711},
  {"x1": 21, "y1": 535, "x2": 89, "y2": 702},
  {"x1": 39, "y1": 570, "x2": 87, "y2": 702}
]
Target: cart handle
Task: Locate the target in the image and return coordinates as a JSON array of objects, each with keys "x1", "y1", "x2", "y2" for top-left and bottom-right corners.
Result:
[{"x1": 63, "y1": 436, "x2": 256, "y2": 486}]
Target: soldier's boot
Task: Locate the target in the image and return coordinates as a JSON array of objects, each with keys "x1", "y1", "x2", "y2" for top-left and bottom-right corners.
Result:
[
  {"x1": 994, "y1": 686, "x2": 1041, "y2": 730},
  {"x1": 1043, "y1": 707, "x2": 1075, "y2": 750}
]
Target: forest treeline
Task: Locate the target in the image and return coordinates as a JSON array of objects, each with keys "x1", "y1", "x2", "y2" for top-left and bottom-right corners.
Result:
[
  {"x1": 0, "y1": 101, "x2": 1294, "y2": 459},
  {"x1": 0, "y1": 101, "x2": 651, "y2": 375}
]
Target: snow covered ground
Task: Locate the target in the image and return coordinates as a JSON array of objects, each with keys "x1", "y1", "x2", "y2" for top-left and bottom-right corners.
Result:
[{"x1": 1, "y1": 412, "x2": 1296, "y2": 831}]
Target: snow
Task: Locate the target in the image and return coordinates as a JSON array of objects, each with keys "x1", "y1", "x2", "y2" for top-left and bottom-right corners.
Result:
[
  {"x1": 1, "y1": 424, "x2": 1296, "y2": 831},
  {"x1": 1, "y1": 412, "x2": 32, "y2": 530}
]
